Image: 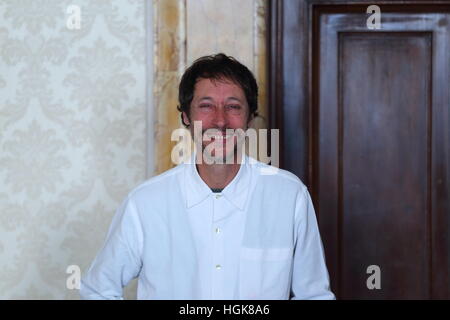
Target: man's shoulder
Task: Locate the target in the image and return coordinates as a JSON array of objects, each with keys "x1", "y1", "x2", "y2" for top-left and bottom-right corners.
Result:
[
  {"x1": 248, "y1": 157, "x2": 307, "y2": 193},
  {"x1": 127, "y1": 164, "x2": 184, "y2": 200}
]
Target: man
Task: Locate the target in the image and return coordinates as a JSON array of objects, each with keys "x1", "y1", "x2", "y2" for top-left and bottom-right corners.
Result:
[{"x1": 80, "y1": 53, "x2": 334, "y2": 300}]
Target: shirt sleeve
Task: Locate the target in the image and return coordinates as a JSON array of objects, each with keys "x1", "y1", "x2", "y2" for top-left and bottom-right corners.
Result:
[
  {"x1": 290, "y1": 187, "x2": 335, "y2": 300},
  {"x1": 80, "y1": 196, "x2": 143, "y2": 300}
]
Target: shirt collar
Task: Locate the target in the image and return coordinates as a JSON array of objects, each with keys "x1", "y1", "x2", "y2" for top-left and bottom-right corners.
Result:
[{"x1": 183, "y1": 152, "x2": 252, "y2": 210}]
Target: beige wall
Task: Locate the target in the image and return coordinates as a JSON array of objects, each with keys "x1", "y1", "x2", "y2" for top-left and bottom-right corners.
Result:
[{"x1": 153, "y1": 0, "x2": 268, "y2": 174}]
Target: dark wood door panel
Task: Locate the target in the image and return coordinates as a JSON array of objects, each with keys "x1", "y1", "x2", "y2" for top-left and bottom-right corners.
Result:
[
  {"x1": 269, "y1": 0, "x2": 450, "y2": 299},
  {"x1": 315, "y1": 9, "x2": 449, "y2": 299},
  {"x1": 340, "y1": 33, "x2": 431, "y2": 299}
]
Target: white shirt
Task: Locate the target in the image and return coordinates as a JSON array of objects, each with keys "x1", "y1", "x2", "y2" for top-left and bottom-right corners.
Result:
[{"x1": 80, "y1": 155, "x2": 335, "y2": 300}]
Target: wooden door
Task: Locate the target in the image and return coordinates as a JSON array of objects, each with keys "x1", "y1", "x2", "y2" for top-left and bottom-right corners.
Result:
[{"x1": 269, "y1": 0, "x2": 449, "y2": 299}]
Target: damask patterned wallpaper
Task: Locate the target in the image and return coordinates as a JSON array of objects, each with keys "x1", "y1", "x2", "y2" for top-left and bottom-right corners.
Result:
[
  {"x1": 0, "y1": 0, "x2": 267, "y2": 299},
  {"x1": 0, "y1": 0, "x2": 147, "y2": 299}
]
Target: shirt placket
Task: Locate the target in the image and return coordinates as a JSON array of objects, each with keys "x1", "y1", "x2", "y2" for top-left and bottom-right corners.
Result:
[{"x1": 211, "y1": 193, "x2": 225, "y2": 299}]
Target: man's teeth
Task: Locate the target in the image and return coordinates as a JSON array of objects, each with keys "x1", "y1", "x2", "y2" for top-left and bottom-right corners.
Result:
[{"x1": 208, "y1": 134, "x2": 233, "y2": 139}]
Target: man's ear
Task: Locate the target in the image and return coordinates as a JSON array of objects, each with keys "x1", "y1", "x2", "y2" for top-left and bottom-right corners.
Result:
[{"x1": 182, "y1": 111, "x2": 191, "y2": 127}]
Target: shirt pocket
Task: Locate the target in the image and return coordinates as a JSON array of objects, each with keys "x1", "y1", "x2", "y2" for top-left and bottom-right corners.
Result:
[{"x1": 239, "y1": 247, "x2": 293, "y2": 300}]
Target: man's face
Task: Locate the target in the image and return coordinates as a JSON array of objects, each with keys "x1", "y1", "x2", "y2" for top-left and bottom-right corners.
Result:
[{"x1": 182, "y1": 77, "x2": 250, "y2": 163}]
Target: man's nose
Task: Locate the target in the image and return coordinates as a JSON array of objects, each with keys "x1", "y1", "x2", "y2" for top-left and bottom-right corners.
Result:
[{"x1": 213, "y1": 106, "x2": 227, "y2": 128}]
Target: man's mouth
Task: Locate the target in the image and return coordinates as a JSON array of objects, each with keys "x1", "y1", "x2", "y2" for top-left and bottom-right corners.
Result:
[
  {"x1": 203, "y1": 131, "x2": 235, "y2": 141},
  {"x1": 209, "y1": 134, "x2": 233, "y2": 140}
]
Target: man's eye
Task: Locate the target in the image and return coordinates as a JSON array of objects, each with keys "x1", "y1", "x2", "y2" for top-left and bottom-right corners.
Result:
[
  {"x1": 199, "y1": 104, "x2": 212, "y2": 108},
  {"x1": 227, "y1": 105, "x2": 241, "y2": 109}
]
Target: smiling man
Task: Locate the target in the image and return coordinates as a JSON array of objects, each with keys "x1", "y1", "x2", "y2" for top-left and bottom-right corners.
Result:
[
  {"x1": 183, "y1": 76, "x2": 250, "y2": 189},
  {"x1": 80, "y1": 53, "x2": 335, "y2": 300}
]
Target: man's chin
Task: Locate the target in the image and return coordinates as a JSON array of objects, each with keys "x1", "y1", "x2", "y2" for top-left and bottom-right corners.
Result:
[{"x1": 200, "y1": 144, "x2": 242, "y2": 165}]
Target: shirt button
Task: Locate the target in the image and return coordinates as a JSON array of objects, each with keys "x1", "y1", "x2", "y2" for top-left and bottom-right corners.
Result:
[
  {"x1": 215, "y1": 227, "x2": 221, "y2": 234},
  {"x1": 215, "y1": 194, "x2": 221, "y2": 199},
  {"x1": 215, "y1": 264, "x2": 222, "y2": 270}
]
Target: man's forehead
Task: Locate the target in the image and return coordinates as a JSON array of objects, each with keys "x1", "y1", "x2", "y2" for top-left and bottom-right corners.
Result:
[{"x1": 194, "y1": 78, "x2": 244, "y2": 96}]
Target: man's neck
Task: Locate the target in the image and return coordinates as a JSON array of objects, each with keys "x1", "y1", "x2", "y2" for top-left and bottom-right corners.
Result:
[{"x1": 196, "y1": 159, "x2": 241, "y2": 190}]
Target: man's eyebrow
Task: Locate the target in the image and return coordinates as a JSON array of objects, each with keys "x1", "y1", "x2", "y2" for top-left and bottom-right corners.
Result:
[
  {"x1": 198, "y1": 96, "x2": 214, "y2": 101},
  {"x1": 197, "y1": 96, "x2": 243, "y2": 103},
  {"x1": 226, "y1": 97, "x2": 243, "y2": 103}
]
